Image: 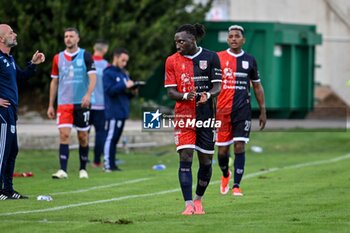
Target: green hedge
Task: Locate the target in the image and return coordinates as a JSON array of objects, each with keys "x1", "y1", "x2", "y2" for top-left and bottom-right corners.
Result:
[{"x1": 1, "y1": 0, "x2": 212, "y2": 94}]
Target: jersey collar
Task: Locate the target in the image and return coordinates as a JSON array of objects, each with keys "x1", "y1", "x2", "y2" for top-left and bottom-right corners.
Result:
[
  {"x1": 93, "y1": 55, "x2": 104, "y2": 61},
  {"x1": 227, "y1": 49, "x2": 244, "y2": 57},
  {"x1": 64, "y1": 47, "x2": 81, "y2": 57},
  {"x1": 184, "y1": 47, "x2": 203, "y2": 59}
]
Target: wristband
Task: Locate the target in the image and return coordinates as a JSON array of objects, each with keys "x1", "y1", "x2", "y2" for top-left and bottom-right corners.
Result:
[
  {"x1": 206, "y1": 92, "x2": 211, "y2": 99},
  {"x1": 182, "y1": 93, "x2": 189, "y2": 100}
]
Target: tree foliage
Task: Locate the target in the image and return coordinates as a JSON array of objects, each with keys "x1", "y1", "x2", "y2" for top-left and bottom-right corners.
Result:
[{"x1": 0, "y1": 0, "x2": 212, "y2": 94}]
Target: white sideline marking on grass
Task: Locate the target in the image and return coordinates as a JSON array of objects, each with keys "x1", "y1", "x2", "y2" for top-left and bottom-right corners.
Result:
[
  {"x1": 1, "y1": 153, "x2": 350, "y2": 217},
  {"x1": 0, "y1": 188, "x2": 180, "y2": 217},
  {"x1": 0, "y1": 219, "x2": 99, "y2": 224},
  {"x1": 49, "y1": 178, "x2": 151, "y2": 196}
]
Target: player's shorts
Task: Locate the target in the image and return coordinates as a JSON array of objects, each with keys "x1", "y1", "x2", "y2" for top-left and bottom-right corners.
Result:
[
  {"x1": 57, "y1": 104, "x2": 90, "y2": 131},
  {"x1": 174, "y1": 128, "x2": 216, "y2": 154},
  {"x1": 216, "y1": 105, "x2": 251, "y2": 146}
]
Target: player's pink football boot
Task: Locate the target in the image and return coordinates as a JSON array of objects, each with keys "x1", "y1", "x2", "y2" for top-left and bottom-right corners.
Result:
[
  {"x1": 182, "y1": 204, "x2": 195, "y2": 215},
  {"x1": 194, "y1": 200, "x2": 205, "y2": 215},
  {"x1": 220, "y1": 171, "x2": 231, "y2": 194},
  {"x1": 232, "y1": 187, "x2": 243, "y2": 196}
]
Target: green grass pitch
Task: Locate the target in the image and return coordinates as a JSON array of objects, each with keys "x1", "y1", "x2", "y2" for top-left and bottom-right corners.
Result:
[{"x1": 0, "y1": 131, "x2": 350, "y2": 233}]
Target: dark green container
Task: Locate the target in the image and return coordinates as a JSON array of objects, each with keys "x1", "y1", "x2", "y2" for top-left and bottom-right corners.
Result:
[{"x1": 140, "y1": 21, "x2": 322, "y2": 118}]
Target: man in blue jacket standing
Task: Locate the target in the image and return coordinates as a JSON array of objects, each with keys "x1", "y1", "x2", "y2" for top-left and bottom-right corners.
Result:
[
  {"x1": 0, "y1": 24, "x2": 45, "y2": 200},
  {"x1": 103, "y1": 48, "x2": 134, "y2": 172}
]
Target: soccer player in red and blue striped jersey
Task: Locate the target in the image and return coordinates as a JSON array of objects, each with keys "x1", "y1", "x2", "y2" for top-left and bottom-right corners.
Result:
[
  {"x1": 216, "y1": 25, "x2": 266, "y2": 196},
  {"x1": 165, "y1": 23, "x2": 222, "y2": 215}
]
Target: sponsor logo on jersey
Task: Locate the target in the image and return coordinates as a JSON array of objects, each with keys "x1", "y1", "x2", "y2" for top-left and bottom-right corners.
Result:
[
  {"x1": 192, "y1": 76, "x2": 209, "y2": 81},
  {"x1": 234, "y1": 72, "x2": 248, "y2": 78},
  {"x1": 199, "y1": 60, "x2": 207, "y2": 70},
  {"x1": 223, "y1": 68, "x2": 233, "y2": 78},
  {"x1": 180, "y1": 73, "x2": 193, "y2": 92}
]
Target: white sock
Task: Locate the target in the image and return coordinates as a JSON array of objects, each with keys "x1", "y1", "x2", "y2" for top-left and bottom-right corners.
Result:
[
  {"x1": 185, "y1": 200, "x2": 193, "y2": 207},
  {"x1": 194, "y1": 195, "x2": 202, "y2": 201}
]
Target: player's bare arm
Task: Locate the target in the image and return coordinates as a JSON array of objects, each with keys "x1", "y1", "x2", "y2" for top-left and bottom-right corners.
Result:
[
  {"x1": 252, "y1": 82, "x2": 266, "y2": 130},
  {"x1": 47, "y1": 78, "x2": 58, "y2": 119}
]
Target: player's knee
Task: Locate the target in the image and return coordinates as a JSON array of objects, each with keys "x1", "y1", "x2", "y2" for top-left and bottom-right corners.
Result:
[
  {"x1": 179, "y1": 149, "x2": 193, "y2": 162},
  {"x1": 78, "y1": 133, "x2": 87, "y2": 142},
  {"x1": 218, "y1": 146, "x2": 229, "y2": 157},
  {"x1": 179, "y1": 155, "x2": 193, "y2": 163},
  {"x1": 78, "y1": 132, "x2": 88, "y2": 145},
  {"x1": 198, "y1": 154, "x2": 213, "y2": 166},
  {"x1": 234, "y1": 142, "x2": 245, "y2": 153},
  {"x1": 59, "y1": 132, "x2": 70, "y2": 143}
]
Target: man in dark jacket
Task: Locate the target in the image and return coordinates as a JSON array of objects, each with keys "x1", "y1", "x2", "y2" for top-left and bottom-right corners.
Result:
[
  {"x1": 103, "y1": 48, "x2": 134, "y2": 172},
  {"x1": 0, "y1": 24, "x2": 45, "y2": 199}
]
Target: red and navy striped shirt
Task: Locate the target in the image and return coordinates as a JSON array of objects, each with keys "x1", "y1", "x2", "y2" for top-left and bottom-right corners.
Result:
[
  {"x1": 165, "y1": 47, "x2": 222, "y2": 124},
  {"x1": 217, "y1": 49, "x2": 260, "y2": 113}
]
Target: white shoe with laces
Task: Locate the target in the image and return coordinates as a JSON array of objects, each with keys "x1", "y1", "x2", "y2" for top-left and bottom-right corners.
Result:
[{"x1": 79, "y1": 169, "x2": 89, "y2": 179}]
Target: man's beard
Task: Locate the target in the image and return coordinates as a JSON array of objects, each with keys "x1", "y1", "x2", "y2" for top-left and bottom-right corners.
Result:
[
  {"x1": 6, "y1": 39, "x2": 17, "y2": 48},
  {"x1": 66, "y1": 43, "x2": 76, "y2": 50}
]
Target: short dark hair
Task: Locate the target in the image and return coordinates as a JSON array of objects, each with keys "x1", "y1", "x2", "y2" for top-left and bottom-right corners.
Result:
[
  {"x1": 113, "y1": 48, "x2": 129, "y2": 57},
  {"x1": 64, "y1": 27, "x2": 79, "y2": 35},
  {"x1": 176, "y1": 23, "x2": 205, "y2": 40}
]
